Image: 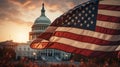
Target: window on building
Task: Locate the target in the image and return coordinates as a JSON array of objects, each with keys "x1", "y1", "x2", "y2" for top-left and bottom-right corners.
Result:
[
  {"x1": 28, "y1": 48, "x2": 30, "y2": 51},
  {"x1": 43, "y1": 26, "x2": 44, "y2": 29},
  {"x1": 40, "y1": 26, "x2": 42, "y2": 30},
  {"x1": 24, "y1": 48, "x2": 26, "y2": 51},
  {"x1": 29, "y1": 35, "x2": 32, "y2": 40},
  {"x1": 19, "y1": 48, "x2": 21, "y2": 50}
]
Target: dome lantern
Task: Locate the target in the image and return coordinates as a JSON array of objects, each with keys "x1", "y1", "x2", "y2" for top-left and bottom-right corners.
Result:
[
  {"x1": 41, "y1": 3, "x2": 45, "y2": 16},
  {"x1": 34, "y1": 3, "x2": 51, "y2": 24}
]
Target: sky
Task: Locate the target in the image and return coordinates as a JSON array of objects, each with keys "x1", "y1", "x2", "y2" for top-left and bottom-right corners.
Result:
[{"x1": 0, "y1": 0, "x2": 88, "y2": 43}]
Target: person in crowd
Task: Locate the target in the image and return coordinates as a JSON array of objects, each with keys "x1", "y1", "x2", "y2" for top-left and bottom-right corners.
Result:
[{"x1": 79, "y1": 59, "x2": 87, "y2": 67}]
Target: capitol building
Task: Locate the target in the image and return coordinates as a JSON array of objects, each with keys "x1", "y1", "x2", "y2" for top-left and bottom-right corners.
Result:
[{"x1": 15, "y1": 3, "x2": 71, "y2": 62}]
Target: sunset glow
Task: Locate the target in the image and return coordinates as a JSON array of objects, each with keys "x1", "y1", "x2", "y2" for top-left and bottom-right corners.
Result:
[
  {"x1": 0, "y1": 0, "x2": 85, "y2": 43},
  {"x1": 13, "y1": 32, "x2": 28, "y2": 43},
  {"x1": 12, "y1": 25, "x2": 31, "y2": 43}
]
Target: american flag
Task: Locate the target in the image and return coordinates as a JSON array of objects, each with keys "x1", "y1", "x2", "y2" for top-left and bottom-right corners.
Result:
[{"x1": 30, "y1": 0, "x2": 120, "y2": 57}]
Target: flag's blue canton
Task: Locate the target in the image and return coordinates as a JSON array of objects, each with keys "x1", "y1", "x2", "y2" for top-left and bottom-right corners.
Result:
[{"x1": 52, "y1": 0, "x2": 98, "y2": 31}]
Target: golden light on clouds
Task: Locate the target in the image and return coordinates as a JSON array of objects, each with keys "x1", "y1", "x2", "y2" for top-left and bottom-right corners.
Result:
[{"x1": 0, "y1": 0, "x2": 83, "y2": 43}]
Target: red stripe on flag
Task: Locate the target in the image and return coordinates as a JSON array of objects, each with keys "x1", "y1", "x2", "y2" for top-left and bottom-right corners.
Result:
[
  {"x1": 30, "y1": 42, "x2": 117, "y2": 57},
  {"x1": 47, "y1": 42, "x2": 118, "y2": 58},
  {"x1": 97, "y1": 14, "x2": 120, "y2": 23},
  {"x1": 38, "y1": 32, "x2": 53, "y2": 40},
  {"x1": 99, "y1": 4, "x2": 120, "y2": 11},
  {"x1": 96, "y1": 26, "x2": 120, "y2": 35},
  {"x1": 30, "y1": 41, "x2": 48, "y2": 49},
  {"x1": 53, "y1": 31, "x2": 120, "y2": 46}
]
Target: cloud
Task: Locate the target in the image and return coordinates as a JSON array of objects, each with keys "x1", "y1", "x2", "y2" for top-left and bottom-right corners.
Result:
[
  {"x1": 0, "y1": 0, "x2": 88, "y2": 18},
  {"x1": 43, "y1": 0, "x2": 89, "y2": 12},
  {"x1": 0, "y1": 0, "x2": 89, "y2": 25},
  {"x1": 0, "y1": 0, "x2": 34, "y2": 25},
  {"x1": 10, "y1": 0, "x2": 42, "y2": 10},
  {"x1": 0, "y1": 0, "x2": 20, "y2": 20},
  {"x1": 9, "y1": 0, "x2": 89, "y2": 13},
  {"x1": 11, "y1": 0, "x2": 31, "y2": 4},
  {"x1": 0, "y1": 0, "x2": 89, "y2": 42}
]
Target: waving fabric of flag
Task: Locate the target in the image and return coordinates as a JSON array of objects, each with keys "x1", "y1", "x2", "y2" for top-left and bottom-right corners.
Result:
[{"x1": 30, "y1": 0, "x2": 120, "y2": 57}]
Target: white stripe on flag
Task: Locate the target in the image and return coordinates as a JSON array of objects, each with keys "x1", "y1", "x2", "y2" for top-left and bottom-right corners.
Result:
[
  {"x1": 97, "y1": 20, "x2": 120, "y2": 29},
  {"x1": 98, "y1": 10, "x2": 120, "y2": 17},
  {"x1": 115, "y1": 45, "x2": 120, "y2": 51},
  {"x1": 55, "y1": 27, "x2": 120, "y2": 41},
  {"x1": 100, "y1": 0, "x2": 120, "y2": 5},
  {"x1": 50, "y1": 36, "x2": 119, "y2": 51}
]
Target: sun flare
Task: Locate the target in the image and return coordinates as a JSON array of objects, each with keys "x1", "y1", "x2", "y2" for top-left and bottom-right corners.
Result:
[
  {"x1": 13, "y1": 32, "x2": 28, "y2": 43},
  {"x1": 9, "y1": 24, "x2": 31, "y2": 43}
]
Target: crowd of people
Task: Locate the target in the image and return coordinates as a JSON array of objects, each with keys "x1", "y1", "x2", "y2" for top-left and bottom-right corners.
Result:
[
  {"x1": 0, "y1": 46, "x2": 119, "y2": 67},
  {"x1": 0, "y1": 57, "x2": 119, "y2": 67}
]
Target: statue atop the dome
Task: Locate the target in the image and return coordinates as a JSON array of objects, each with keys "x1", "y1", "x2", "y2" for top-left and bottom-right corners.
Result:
[{"x1": 41, "y1": 3, "x2": 45, "y2": 16}]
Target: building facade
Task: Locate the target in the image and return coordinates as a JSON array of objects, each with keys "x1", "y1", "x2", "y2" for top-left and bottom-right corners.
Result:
[
  {"x1": 15, "y1": 3, "x2": 71, "y2": 61},
  {"x1": 15, "y1": 43, "x2": 38, "y2": 60},
  {"x1": 0, "y1": 40, "x2": 17, "y2": 49}
]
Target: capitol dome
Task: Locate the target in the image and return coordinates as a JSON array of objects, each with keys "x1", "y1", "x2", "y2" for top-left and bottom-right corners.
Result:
[
  {"x1": 34, "y1": 3, "x2": 51, "y2": 24},
  {"x1": 29, "y1": 3, "x2": 51, "y2": 41},
  {"x1": 35, "y1": 16, "x2": 51, "y2": 24}
]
